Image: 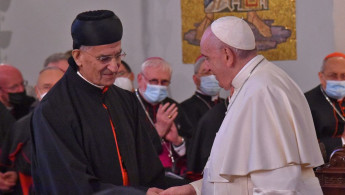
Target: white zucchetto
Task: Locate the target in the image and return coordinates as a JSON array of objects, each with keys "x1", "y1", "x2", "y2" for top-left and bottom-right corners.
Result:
[{"x1": 211, "y1": 16, "x2": 256, "y2": 50}]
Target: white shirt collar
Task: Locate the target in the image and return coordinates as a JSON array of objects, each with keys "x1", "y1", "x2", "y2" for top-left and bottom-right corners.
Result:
[{"x1": 77, "y1": 71, "x2": 104, "y2": 89}]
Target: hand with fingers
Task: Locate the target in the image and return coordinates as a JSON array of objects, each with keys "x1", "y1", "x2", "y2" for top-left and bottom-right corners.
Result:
[
  {"x1": 0, "y1": 171, "x2": 17, "y2": 192},
  {"x1": 147, "y1": 187, "x2": 164, "y2": 195},
  {"x1": 155, "y1": 102, "x2": 178, "y2": 137},
  {"x1": 165, "y1": 123, "x2": 183, "y2": 146},
  {"x1": 159, "y1": 184, "x2": 196, "y2": 195}
]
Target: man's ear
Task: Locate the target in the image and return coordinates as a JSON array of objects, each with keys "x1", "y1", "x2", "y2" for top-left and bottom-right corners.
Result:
[
  {"x1": 72, "y1": 50, "x2": 82, "y2": 67},
  {"x1": 193, "y1": 74, "x2": 200, "y2": 87},
  {"x1": 34, "y1": 86, "x2": 40, "y2": 100},
  {"x1": 137, "y1": 73, "x2": 142, "y2": 82},
  {"x1": 137, "y1": 73, "x2": 147, "y2": 90},
  {"x1": 224, "y1": 47, "x2": 235, "y2": 68},
  {"x1": 318, "y1": 72, "x2": 327, "y2": 90}
]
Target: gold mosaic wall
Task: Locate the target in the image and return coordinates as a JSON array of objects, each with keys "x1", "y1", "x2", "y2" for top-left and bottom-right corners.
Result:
[{"x1": 181, "y1": 0, "x2": 296, "y2": 63}]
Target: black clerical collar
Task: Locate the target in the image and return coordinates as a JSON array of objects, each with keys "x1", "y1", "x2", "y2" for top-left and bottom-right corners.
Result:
[{"x1": 195, "y1": 91, "x2": 218, "y2": 102}]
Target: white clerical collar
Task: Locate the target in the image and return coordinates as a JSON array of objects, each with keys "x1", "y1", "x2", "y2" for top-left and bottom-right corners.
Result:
[
  {"x1": 231, "y1": 55, "x2": 264, "y2": 90},
  {"x1": 77, "y1": 71, "x2": 104, "y2": 89}
]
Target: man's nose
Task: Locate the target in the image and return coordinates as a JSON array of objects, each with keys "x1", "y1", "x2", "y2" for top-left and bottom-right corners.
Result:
[{"x1": 108, "y1": 59, "x2": 120, "y2": 72}]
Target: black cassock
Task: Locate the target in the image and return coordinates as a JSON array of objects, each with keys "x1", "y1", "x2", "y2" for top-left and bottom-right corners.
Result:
[
  {"x1": 31, "y1": 58, "x2": 165, "y2": 194},
  {"x1": 181, "y1": 92, "x2": 224, "y2": 177},
  {"x1": 0, "y1": 101, "x2": 16, "y2": 146},
  {"x1": 1, "y1": 113, "x2": 33, "y2": 194},
  {"x1": 305, "y1": 85, "x2": 345, "y2": 162},
  {"x1": 181, "y1": 92, "x2": 223, "y2": 129},
  {"x1": 187, "y1": 101, "x2": 227, "y2": 178},
  {"x1": 181, "y1": 92, "x2": 224, "y2": 149}
]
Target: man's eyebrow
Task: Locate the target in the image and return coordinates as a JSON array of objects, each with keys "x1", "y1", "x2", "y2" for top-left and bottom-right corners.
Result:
[{"x1": 99, "y1": 49, "x2": 123, "y2": 56}]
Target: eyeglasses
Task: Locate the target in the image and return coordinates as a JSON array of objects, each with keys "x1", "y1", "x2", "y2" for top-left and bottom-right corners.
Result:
[
  {"x1": 0, "y1": 80, "x2": 28, "y2": 92},
  {"x1": 81, "y1": 50, "x2": 127, "y2": 64},
  {"x1": 141, "y1": 73, "x2": 170, "y2": 86}
]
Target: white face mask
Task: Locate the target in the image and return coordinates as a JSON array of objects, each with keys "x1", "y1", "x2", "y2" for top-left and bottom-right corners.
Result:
[
  {"x1": 200, "y1": 75, "x2": 221, "y2": 96},
  {"x1": 325, "y1": 80, "x2": 345, "y2": 100},
  {"x1": 114, "y1": 77, "x2": 133, "y2": 91},
  {"x1": 143, "y1": 84, "x2": 168, "y2": 104}
]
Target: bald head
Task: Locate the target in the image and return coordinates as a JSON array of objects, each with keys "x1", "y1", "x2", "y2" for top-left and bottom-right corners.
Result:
[
  {"x1": 35, "y1": 67, "x2": 64, "y2": 101},
  {"x1": 0, "y1": 64, "x2": 23, "y2": 87},
  {"x1": 201, "y1": 27, "x2": 224, "y2": 50},
  {"x1": 0, "y1": 64, "x2": 25, "y2": 107}
]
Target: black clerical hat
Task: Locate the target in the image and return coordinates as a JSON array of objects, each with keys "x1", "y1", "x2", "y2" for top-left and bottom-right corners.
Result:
[{"x1": 71, "y1": 10, "x2": 123, "y2": 49}]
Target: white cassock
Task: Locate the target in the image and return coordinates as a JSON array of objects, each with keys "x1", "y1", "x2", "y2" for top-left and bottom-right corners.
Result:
[{"x1": 191, "y1": 55, "x2": 324, "y2": 195}]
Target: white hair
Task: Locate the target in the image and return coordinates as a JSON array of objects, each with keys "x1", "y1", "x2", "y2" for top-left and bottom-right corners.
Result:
[
  {"x1": 194, "y1": 56, "x2": 206, "y2": 74},
  {"x1": 141, "y1": 57, "x2": 172, "y2": 75}
]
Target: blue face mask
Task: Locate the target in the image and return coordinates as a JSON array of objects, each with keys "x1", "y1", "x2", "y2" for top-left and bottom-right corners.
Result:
[
  {"x1": 325, "y1": 80, "x2": 345, "y2": 100},
  {"x1": 143, "y1": 84, "x2": 168, "y2": 103},
  {"x1": 200, "y1": 75, "x2": 221, "y2": 96}
]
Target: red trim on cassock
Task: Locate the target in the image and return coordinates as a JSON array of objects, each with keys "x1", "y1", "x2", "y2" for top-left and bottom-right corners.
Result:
[
  {"x1": 102, "y1": 103, "x2": 129, "y2": 186},
  {"x1": 19, "y1": 172, "x2": 33, "y2": 195},
  {"x1": 21, "y1": 151, "x2": 31, "y2": 164},
  {"x1": 9, "y1": 143, "x2": 24, "y2": 163},
  {"x1": 102, "y1": 86, "x2": 109, "y2": 94}
]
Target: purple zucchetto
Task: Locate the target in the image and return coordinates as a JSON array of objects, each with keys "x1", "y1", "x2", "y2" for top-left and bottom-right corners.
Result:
[{"x1": 71, "y1": 10, "x2": 123, "y2": 49}]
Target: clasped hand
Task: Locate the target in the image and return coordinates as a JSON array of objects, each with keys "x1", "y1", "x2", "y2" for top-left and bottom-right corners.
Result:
[
  {"x1": 147, "y1": 184, "x2": 196, "y2": 195},
  {"x1": 0, "y1": 171, "x2": 17, "y2": 192}
]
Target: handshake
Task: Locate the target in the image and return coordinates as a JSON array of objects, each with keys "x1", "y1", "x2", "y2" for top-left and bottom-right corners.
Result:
[{"x1": 147, "y1": 184, "x2": 196, "y2": 195}]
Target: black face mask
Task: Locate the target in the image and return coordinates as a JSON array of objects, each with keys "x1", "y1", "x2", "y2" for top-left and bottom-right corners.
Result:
[
  {"x1": 8, "y1": 91, "x2": 36, "y2": 119},
  {"x1": 8, "y1": 91, "x2": 33, "y2": 106}
]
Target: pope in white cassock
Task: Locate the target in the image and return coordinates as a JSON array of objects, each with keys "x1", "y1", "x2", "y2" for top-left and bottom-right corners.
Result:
[{"x1": 160, "y1": 16, "x2": 324, "y2": 195}]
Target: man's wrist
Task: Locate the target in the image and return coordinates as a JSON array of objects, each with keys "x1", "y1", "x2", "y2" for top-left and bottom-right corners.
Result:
[
  {"x1": 154, "y1": 123, "x2": 165, "y2": 138},
  {"x1": 173, "y1": 136, "x2": 184, "y2": 146},
  {"x1": 172, "y1": 137, "x2": 186, "y2": 156}
]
